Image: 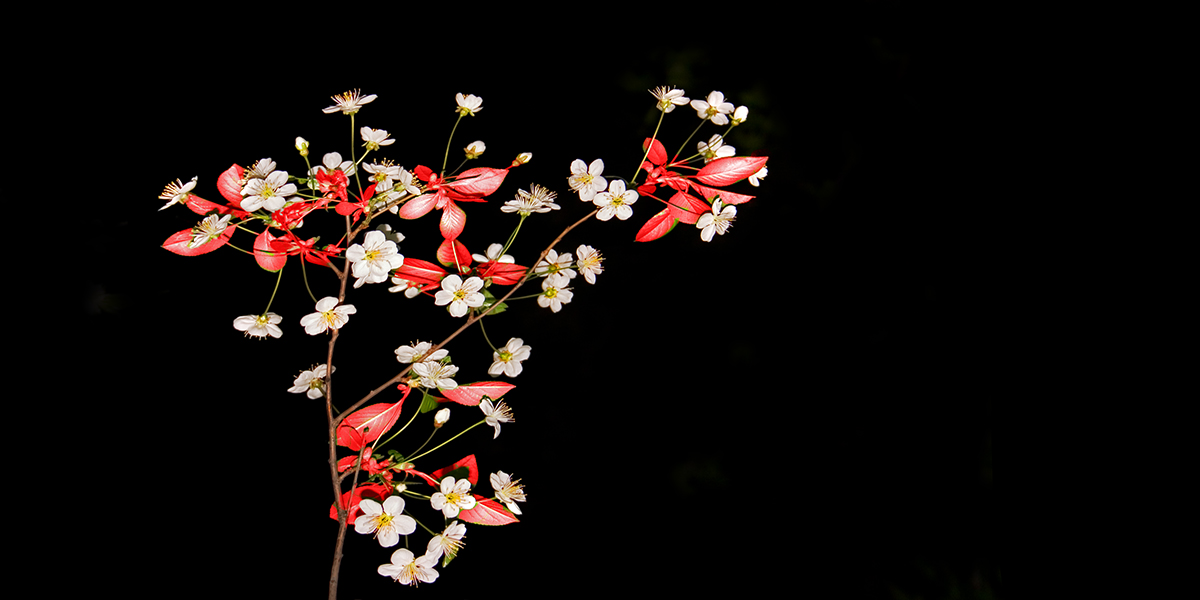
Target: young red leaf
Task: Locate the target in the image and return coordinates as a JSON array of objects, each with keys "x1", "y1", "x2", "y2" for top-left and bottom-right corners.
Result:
[
  {"x1": 695, "y1": 156, "x2": 770, "y2": 187},
  {"x1": 447, "y1": 167, "x2": 507, "y2": 197},
  {"x1": 162, "y1": 225, "x2": 235, "y2": 256},
  {"x1": 437, "y1": 238, "x2": 472, "y2": 272},
  {"x1": 430, "y1": 455, "x2": 479, "y2": 486},
  {"x1": 643, "y1": 137, "x2": 668, "y2": 166},
  {"x1": 634, "y1": 207, "x2": 677, "y2": 243},
  {"x1": 400, "y1": 465, "x2": 442, "y2": 488},
  {"x1": 329, "y1": 483, "x2": 390, "y2": 525},
  {"x1": 216, "y1": 164, "x2": 245, "y2": 206},
  {"x1": 335, "y1": 387, "x2": 410, "y2": 451},
  {"x1": 456, "y1": 495, "x2": 519, "y2": 526},
  {"x1": 479, "y1": 262, "x2": 528, "y2": 286},
  {"x1": 439, "y1": 200, "x2": 467, "y2": 240},
  {"x1": 253, "y1": 229, "x2": 289, "y2": 272},
  {"x1": 396, "y1": 192, "x2": 438, "y2": 220},
  {"x1": 393, "y1": 258, "x2": 447, "y2": 287},
  {"x1": 689, "y1": 182, "x2": 756, "y2": 206},
  {"x1": 439, "y1": 382, "x2": 515, "y2": 407},
  {"x1": 666, "y1": 190, "x2": 710, "y2": 225}
]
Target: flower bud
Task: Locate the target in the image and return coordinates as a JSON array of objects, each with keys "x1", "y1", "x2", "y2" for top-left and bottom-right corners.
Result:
[
  {"x1": 434, "y1": 408, "x2": 451, "y2": 428},
  {"x1": 512, "y1": 152, "x2": 532, "y2": 167},
  {"x1": 731, "y1": 106, "x2": 748, "y2": 126},
  {"x1": 464, "y1": 140, "x2": 486, "y2": 159},
  {"x1": 295, "y1": 136, "x2": 310, "y2": 156},
  {"x1": 393, "y1": 483, "x2": 407, "y2": 494}
]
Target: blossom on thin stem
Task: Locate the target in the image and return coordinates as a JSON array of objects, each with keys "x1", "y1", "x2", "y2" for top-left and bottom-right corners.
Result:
[
  {"x1": 534, "y1": 250, "x2": 576, "y2": 280},
  {"x1": 378, "y1": 548, "x2": 438, "y2": 586},
  {"x1": 502, "y1": 184, "x2": 560, "y2": 215},
  {"x1": 567, "y1": 159, "x2": 606, "y2": 202},
  {"x1": 434, "y1": 408, "x2": 451, "y2": 428},
  {"x1": 455, "y1": 93, "x2": 482, "y2": 116},
  {"x1": 749, "y1": 166, "x2": 768, "y2": 187},
  {"x1": 241, "y1": 170, "x2": 297, "y2": 213},
  {"x1": 288, "y1": 364, "x2": 334, "y2": 399},
  {"x1": 593, "y1": 180, "x2": 638, "y2": 221},
  {"x1": 480, "y1": 398, "x2": 514, "y2": 438},
  {"x1": 346, "y1": 230, "x2": 404, "y2": 289},
  {"x1": 187, "y1": 214, "x2": 231, "y2": 248},
  {"x1": 158, "y1": 176, "x2": 197, "y2": 211},
  {"x1": 537, "y1": 273, "x2": 573, "y2": 313},
  {"x1": 430, "y1": 477, "x2": 477, "y2": 518},
  {"x1": 323, "y1": 89, "x2": 376, "y2": 115},
  {"x1": 233, "y1": 313, "x2": 282, "y2": 339},
  {"x1": 434, "y1": 275, "x2": 485, "y2": 318},
  {"x1": 731, "y1": 105, "x2": 749, "y2": 125},
  {"x1": 464, "y1": 140, "x2": 486, "y2": 159},
  {"x1": 697, "y1": 134, "x2": 736, "y2": 163},
  {"x1": 360, "y1": 127, "x2": 395, "y2": 151},
  {"x1": 300, "y1": 297, "x2": 356, "y2": 335},
  {"x1": 472, "y1": 243, "x2": 515, "y2": 264},
  {"x1": 426, "y1": 521, "x2": 466, "y2": 564},
  {"x1": 412, "y1": 361, "x2": 459, "y2": 391},
  {"x1": 490, "y1": 471, "x2": 527, "y2": 515},
  {"x1": 690, "y1": 91, "x2": 735, "y2": 125},
  {"x1": 696, "y1": 199, "x2": 737, "y2": 242},
  {"x1": 650, "y1": 86, "x2": 690, "y2": 113},
  {"x1": 575, "y1": 245, "x2": 603, "y2": 284},
  {"x1": 354, "y1": 496, "x2": 416, "y2": 548},
  {"x1": 395, "y1": 341, "x2": 447, "y2": 365},
  {"x1": 489, "y1": 338, "x2": 531, "y2": 377}
]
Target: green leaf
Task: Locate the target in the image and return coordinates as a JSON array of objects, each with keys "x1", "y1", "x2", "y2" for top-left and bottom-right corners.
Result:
[{"x1": 419, "y1": 394, "x2": 440, "y2": 413}]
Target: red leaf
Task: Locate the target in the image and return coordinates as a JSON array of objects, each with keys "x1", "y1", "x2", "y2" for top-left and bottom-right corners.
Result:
[
  {"x1": 695, "y1": 156, "x2": 769, "y2": 187},
  {"x1": 457, "y1": 495, "x2": 519, "y2": 526},
  {"x1": 253, "y1": 229, "x2": 289, "y2": 272},
  {"x1": 479, "y1": 262, "x2": 528, "y2": 286},
  {"x1": 397, "y1": 193, "x2": 437, "y2": 220},
  {"x1": 401, "y1": 466, "x2": 442, "y2": 488},
  {"x1": 414, "y1": 165, "x2": 434, "y2": 182},
  {"x1": 329, "y1": 483, "x2": 389, "y2": 525},
  {"x1": 446, "y1": 167, "x2": 507, "y2": 197},
  {"x1": 430, "y1": 455, "x2": 480, "y2": 486},
  {"x1": 439, "y1": 382, "x2": 515, "y2": 407},
  {"x1": 393, "y1": 258, "x2": 447, "y2": 287},
  {"x1": 439, "y1": 200, "x2": 466, "y2": 240},
  {"x1": 666, "y1": 190, "x2": 710, "y2": 225},
  {"x1": 634, "y1": 208, "x2": 677, "y2": 242},
  {"x1": 437, "y1": 238, "x2": 472, "y2": 272},
  {"x1": 336, "y1": 387, "x2": 410, "y2": 451},
  {"x1": 689, "y1": 183, "x2": 756, "y2": 206},
  {"x1": 216, "y1": 164, "x2": 245, "y2": 206},
  {"x1": 162, "y1": 225, "x2": 235, "y2": 256},
  {"x1": 643, "y1": 137, "x2": 667, "y2": 166}
]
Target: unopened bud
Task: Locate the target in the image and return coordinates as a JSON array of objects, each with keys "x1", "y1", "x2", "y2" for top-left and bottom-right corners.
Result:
[
  {"x1": 731, "y1": 106, "x2": 748, "y2": 126},
  {"x1": 393, "y1": 483, "x2": 407, "y2": 493},
  {"x1": 295, "y1": 136, "x2": 310, "y2": 156},
  {"x1": 464, "y1": 140, "x2": 486, "y2": 159},
  {"x1": 434, "y1": 408, "x2": 451, "y2": 428},
  {"x1": 512, "y1": 152, "x2": 532, "y2": 167}
]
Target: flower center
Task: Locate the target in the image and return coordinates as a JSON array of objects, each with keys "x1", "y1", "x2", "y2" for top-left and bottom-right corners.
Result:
[
  {"x1": 453, "y1": 289, "x2": 469, "y2": 301},
  {"x1": 446, "y1": 492, "x2": 463, "y2": 505},
  {"x1": 377, "y1": 513, "x2": 393, "y2": 527},
  {"x1": 498, "y1": 350, "x2": 512, "y2": 361},
  {"x1": 544, "y1": 289, "x2": 558, "y2": 299},
  {"x1": 364, "y1": 249, "x2": 380, "y2": 261}
]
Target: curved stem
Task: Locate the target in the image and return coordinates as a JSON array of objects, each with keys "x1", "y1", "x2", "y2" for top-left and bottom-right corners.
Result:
[
  {"x1": 407, "y1": 420, "x2": 486, "y2": 463},
  {"x1": 441, "y1": 115, "x2": 464, "y2": 176},
  {"x1": 630, "y1": 110, "x2": 666, "y2": 185}
]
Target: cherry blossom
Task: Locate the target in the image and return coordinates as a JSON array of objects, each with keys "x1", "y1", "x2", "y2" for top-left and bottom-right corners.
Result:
[
  {"x1": 480, "y1": 398, "x2": 514, "y2": 439},
  {"x1": 434, "y1": 408, "x2": 451, "y2": 428},
  {"x1": 697, "y1": 134, "x2": 736, "y2": 163},
  {"x1": 300, "y1": 297, "x2": 356, "y2": 335},
  {"x1": 534, "y1": 249, "x2": 576, "y2": 280},
  {"x1": 731, "y1": 105, "x2": 749, "y2": 125},
  {"x1": 489, "y1": 338, "x2": 531, "y2": 377},
  {"x1": 394, "y1": 341, "x2": 447, "y2": 364},
  {"x1": 355, "y1": 496, "x2": 416, "y2": 548},
  {"x1": 690, "y1": 91, "x2": 735, "y2": 125},
  {"x1": 464, "y1": 140, "x2": 486, "y2": 159},
  {"x1": 503, "y1": 184, "x2": 560, "y2": 215},
  {"x1": 593, "y1": 179, "x2": 638, "y2": 221},
  {"x1": 288, "y1": 364, "x2": 334, "y2": 399},
  {"x1": 455, "y1": 93, "x2": 482, "y2": 116},
  {"x1": 575, "y1": 245, "x2": 604, "y2": 284},
  {"x1": 378, "y1": 548, "x2": 439, "y2": 586},
  {"x1": 434, "y1": 275, "x2": 485, "y2": 317},
  {"x1": 346, "y1": 230, "x2": 404, "y2": 289},
  {"x1": 426, "y1": 521, "x2": 466, "y2": 564},
  {"x1": 187, "y1": 214, "x2": 231, "y2": 249},
  {"x1": 323, "y1": 89, "x2": 376, "y2": 115},
  {"x1": 412, "y1": 361, "x2": 459, "y2": 391},
  {"x1": 650, "y1": 86, "x2": 690, "y2": 113},
  {"x1": 430, "y1": 477, "x2": 477, "y2": 518},
  {"x1": 360, "y1": 127, "x2": 395, "y2": 151},
  {"x1": 696, "y1": 199, "x2": 737, "y2": 242},
  {"x1": 158, "y1": 176, "x2": 197, "y2": 211},
  {"x1": 309, "y1": 152, "x2": 357, "y2": 180},
  {"x1": 537, "y1": 273, "x2": 573, "y2": 313},
  {"x1": 241, "y1": 170, "x2": 297, "y2": 213},
  {"x1": 472, "y1": 243, "x2": 515, "y2": 264},
  {"x1": 568, "y1": 159, "x2": 607, "y2": 202},
  {"x1": 749, "y1": 166, "x2": 768, "y2": 187},
  {"x1": 233, "y1": 313, "x2": 282, "y2": 339},
  {"x1": 490, "y1": 471, "x2": 527, "y2": 515}
]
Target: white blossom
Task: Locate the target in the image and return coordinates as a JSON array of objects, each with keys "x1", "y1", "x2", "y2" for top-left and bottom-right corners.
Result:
[
  {"x1": 502, "y1": 184, "x2": 560, "y2": 215},
  {"x1": 697, "y1": 134, "x2": 736, "y2": 163},
  {"x1": 749, "y1": 166, "x2": 768, "y2": 187},
  {"x1": 537, "y1": 273, "x2": 573, "y2": 313},
  {"x1": 241, "y1": 170, "x2": 297, "y2": 212},
  {"x1": 489, "y1": 338, "x2": 531, "y2": 377},
  {"x1": 323, "y1": 89, "x2": 376, "y2": 115},
  {"x1": 233, "y1": 313, "x2": 282, "y2": 339},
  {"x1": 567, "y1": 159, "x2": 607, "y2": 202},
  {"x1": 394, "y1": 341, "x2": 447, "y2": 365},
  {"x1": 690, "y1": 90, "x2": 735, "y2": 125},
  {"x1": 186, "y1": 214, "x2": 231, "y2": 248},
  {"x1": 490, "y1": 471, "x2": 527, "y2": 515},
  {"x1": 288, "y1": 364, "x2": 333, "y2": 399},
  {"x1": 534, "y1": 249, "x2": 576, "y2": 280},
  {"x1": 480, "y1": 398, "x2": 514, "y2": 439},
  {"x1": 158, "y1": 176, "x2": 197, "y2": 211},
  {"x1": 426, "y1": 521, "x2": 466, "y2": 565},
  {"x1": 378, "y1": 548, "x2": 438, "y2": 586},
  {"x1": 346, "y1": 230, "x2": 404, "y2": 288},
  {"x1": 300, "y1": 297, "x2": 356, "y2": 335},
  {"x1": 434, "y1": 275, "x2": 485, "y2": 318},
  {"x1": 430, "y1": 477, "x2": 477, "y2": 518},
  {"x1": 696, "y1": 199, "x2": 737, "y2": 242},
  {"x1": 650, "y1": 86, "x2": 690, "y2": 113},
  {"x1": 455, "y1": 93, "x2": 482, "y2": 116},
  {"x1": 464, "y1": 140, "x2": 486, "y2": 159},
  {"x1": 355, "y1": 496, "x2": 416, "y2": 548},
  {"x1": 575, "y1": 245, "x2": 604, "y2": 284},
  {"x1": 434, "y1": 408, "x2": 451, "y2": 428},
  {"x1": 412, "y1": 361, "x2": 459, "y2": 391},
  {"x1": 472, "y1": 243, "x2": 515, "y2": 264},
  {"x1": 593, "y1": 179, "x2": 638, "y2": 221},
  {"x1": 360, "y1": 127, "x2": 395, "y2": 151}
]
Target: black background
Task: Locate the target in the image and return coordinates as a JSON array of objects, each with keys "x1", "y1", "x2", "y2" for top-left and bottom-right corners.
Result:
[{"x1": 69, "y1": 6, "x2": 995, "y2": 598}]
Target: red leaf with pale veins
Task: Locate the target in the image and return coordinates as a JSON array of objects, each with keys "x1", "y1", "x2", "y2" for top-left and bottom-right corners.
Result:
[
  {"x1": 184, "y1": 194, "x2": 245, "y2": 217},
  {"x1": 329, "y1": 483, "x2": 389, "y2": 525},
  {"x1": 479, "y1": 262, "x2": 528, "y2": 285},
  {"x1": 401, "y1": 466, "x2": 441, "y2": 488},
  {"x1": 439, "y1": 382, "x2": 515, "y2": 407},
  {"x1": 394, "y1": 258, "x2": 447, "y2": 287},
  {"x1": 457, "y1": 495, "x2": 519, "y2": 526},
  {"x1": 216, "y1": 164, "x2": 245, "y2": 206},
  {"x1": 336, "y1": 387, "x2": 410, "y2": 451},
  {"x1": 254, "y1": 229, "x2": 289, "y2": 272},
  {"x1": 643, "y1": 137, "x2": 667, "y2": 166},
  {"x1": 634, "y1": 208, "x2": 677, "y2": 243},
  {"x1": 695, "y1": 156, "x2": 769, "y2": 187},
  {"x1": 430, "y1": 455, "x2": 480, "y2": 486},
  {"x1": 439, "y1": 200, "x2": 466, "y2": 240},
  {"x1": 437, "y1": 238, "x2": 472, "y2": 271},
  {"x1": 162, "y1": 225, "x2": 235, "y2": 256},
  {"x1": 397, "y1": 193, "x2": 437, "y2": 220},
  {"x1": 690, "y1": 183, "x2": 756, "y2": 205},
  {"x1": 666, "y1": 190, "x2": 709, "y2": 225},
  {"x1": 447, "y1": 167, "x2": 507, "y2": 196}
]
